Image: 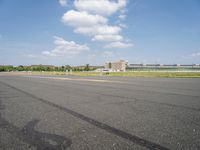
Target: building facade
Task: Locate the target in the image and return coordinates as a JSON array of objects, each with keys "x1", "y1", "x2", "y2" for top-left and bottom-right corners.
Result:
[
  {"x1": 105, "y1": 60, "x2": 127, "y2": 72},
  {"x1": 127, "y1": 64, "x2": 200, "y2": 69}
]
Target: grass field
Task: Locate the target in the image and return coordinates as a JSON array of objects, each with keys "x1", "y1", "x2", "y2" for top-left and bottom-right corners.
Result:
[
  {"x1": 70, "y1": 71, "x2": 200, "y2": 78},
  {"x1": 1, "y1": 71, "x2": 200, "y2": 78}
]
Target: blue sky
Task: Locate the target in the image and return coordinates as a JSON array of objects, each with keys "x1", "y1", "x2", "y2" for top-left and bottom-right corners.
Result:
[{"x1": 0, "y1": 0, "x2": 200, "y2": 66}]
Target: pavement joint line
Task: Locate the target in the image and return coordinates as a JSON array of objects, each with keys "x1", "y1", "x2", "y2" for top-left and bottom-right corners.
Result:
[{"x1": 0, "y1": 80, "x2": 169, "y2": 150}]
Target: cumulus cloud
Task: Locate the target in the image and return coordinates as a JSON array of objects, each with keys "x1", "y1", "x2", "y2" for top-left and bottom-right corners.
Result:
[
  {"x1": 119, "y1": 14, "x2": 126, "y2": 20},
  {"x1": 104, "y1": 41, "x2": 134, "y2": 49},
  {"x1": 59, "y1": 0, "x2": 67, "y2": 6},
  {"x1": 92, "y1": 34, "x2": 123, "y2": 42},
  {"x1": 42, "y1": 36, "x2": 89, "y2": 57},
  {"x1": 60, "y1": 0, "x2": 133, "y2": 47},
  {"x1": 74, "y1": 0, "x2": 127, "y2": 16},
  {"x1": 74, "y1": 25, "x2": 121, "y2": 36},
  {"x1": 119, "y1": 23, "x2": 127, "y2": 28},
  {"x1": 62, "y1": 10, "x2": 107, "y2": 27}
]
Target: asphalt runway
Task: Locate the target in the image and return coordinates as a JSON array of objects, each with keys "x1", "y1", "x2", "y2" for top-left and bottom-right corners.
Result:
[{"x1": 0, "y1": 75, "x2": 200, "y2": 150}]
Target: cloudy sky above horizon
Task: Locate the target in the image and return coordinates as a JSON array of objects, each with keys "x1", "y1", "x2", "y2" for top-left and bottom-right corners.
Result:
[{"x1": 0, "y1": 0, "x2": 200, "y2": 66}]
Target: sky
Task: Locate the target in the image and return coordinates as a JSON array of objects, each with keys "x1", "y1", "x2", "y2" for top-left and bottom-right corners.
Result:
[{"x1": 0, "y1": 0, "x2": 200, "y2": 66}]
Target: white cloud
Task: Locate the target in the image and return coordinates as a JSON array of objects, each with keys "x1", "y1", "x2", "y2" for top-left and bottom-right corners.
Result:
[
  {"x1": 119, "y1": 23, "x2": 127, "y2": 28},
  {"x1": 42, "y1": 36, "x2": 89, "y2": 57},
  {"x1": 119, "y1": 14, "x2": 126, "y2": 20},
  {"x1": 59, "y1": 0, "x2": 67, "y2": 6},
  {"x1": 104, "y1": 41, "x2": 134, "y2": 49},
  {"x1": 62, "y1": 10, "x2": 107, "y2": 27},
  {"x1": 74, "y1": 0, "x2": 127, "y2": 16},
  {"x1": 92, "y1": 34, "x2": 123, "y2": 42},
  {"x1": 75, "y1": 25, "x2": 121, "y2": 36},
  {"x1": 191, "y1": 52, "x2": 200, "y2": 57},
  {"x1": 60, "y1": 0, "x2": 131, "y2": 48},
  {"x1": 26, "y1": 54, "x2": 37, "y2": 58}
]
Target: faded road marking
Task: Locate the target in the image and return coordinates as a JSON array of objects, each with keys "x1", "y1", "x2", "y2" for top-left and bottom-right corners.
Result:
[{"x1": 22, "y1": 76, "x2": 123, "y2": 83}]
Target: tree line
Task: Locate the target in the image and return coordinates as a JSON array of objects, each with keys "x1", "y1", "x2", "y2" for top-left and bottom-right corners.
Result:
[{"x1": 0, "y1": 64, "x2": 97, "y2": 72}]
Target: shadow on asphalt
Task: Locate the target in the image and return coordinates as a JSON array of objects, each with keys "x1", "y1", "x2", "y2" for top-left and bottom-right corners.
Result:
[{"x1": 0, "y1": 97, "x2": 72, "y2": 150}]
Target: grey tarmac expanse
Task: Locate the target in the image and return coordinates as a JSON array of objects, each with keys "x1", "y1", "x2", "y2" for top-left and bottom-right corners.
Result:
[{"x1": 0, "y1": 74, "x2": 200, "y2": 150}]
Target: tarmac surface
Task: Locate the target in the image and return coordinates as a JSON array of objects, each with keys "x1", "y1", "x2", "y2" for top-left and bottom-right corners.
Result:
[{"x1": 0, "y1": 74, "x2": 200, "y2": 150}]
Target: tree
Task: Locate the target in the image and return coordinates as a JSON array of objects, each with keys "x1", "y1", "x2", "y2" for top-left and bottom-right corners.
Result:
[
  {"x1": 0, "y1": 66, "x2": 5, "y2": 72},
  {"x1": 17, "y1": 65, "x2": 24, "y2": 71},
  {"x1": 65, "y1": 65, "x2": 71, "y2": 71},
  {"x1": 84, "y1": 64, "x2": 90, "y2": 71}
]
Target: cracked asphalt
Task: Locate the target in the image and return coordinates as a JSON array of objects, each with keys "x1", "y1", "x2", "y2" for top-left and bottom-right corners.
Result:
[{"x1": 0, "y1": 75, "x2": 200, "y2": 150}]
